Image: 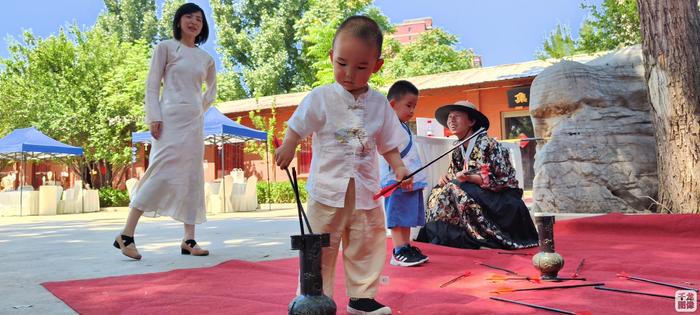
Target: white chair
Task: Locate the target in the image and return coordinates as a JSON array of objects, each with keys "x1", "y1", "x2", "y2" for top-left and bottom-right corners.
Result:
[
  {"x1": 231, "y1": 169, "x2": 245, "y2": 184},
  {"x1": 242, "y1": 176, "x2": 258, "y2": 211},
  {"x1": 82, "y1": 189, "x2": 100, "y2": 212},
  {"x1": 207, "y1": 175, "x2": 233, "y2": 213},
  {"x1": 229, "y1": 169, "x2": 247, "y2": 212},
  {"x1": 125, "y1": 178, "x2": 139, "y2": 199},
  {"x1": 38, "y1": 185, "x2": 63, "y2": 215},
  {"x1": 229, "y1": 180, "x2": 247, "y2": 212},
  {"x1": 58, "y1": 180, "x2": 84, "y2": 214},
  {"x1": 205, "y1": 181, "x2": 220, "y2": 213}
]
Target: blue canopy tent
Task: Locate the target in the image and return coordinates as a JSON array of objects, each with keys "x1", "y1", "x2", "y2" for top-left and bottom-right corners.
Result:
[
  {"x1": 0, "y1": 127, "x2": 84, "y2": 215},
  {"x1": 131, "y1": 107, "x2": 269, "y2": 211}
]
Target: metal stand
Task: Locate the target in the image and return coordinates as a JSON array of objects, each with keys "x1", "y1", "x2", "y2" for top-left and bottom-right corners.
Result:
[
  {"x1": 288, "y1": 233, "x2": 335, "y2": 314},
  {"x1": 284, "y1": 167, "x2": 336, "y2": 315},
  {"x1": 219, "y1": 139, "x2": 226, "y2": 213}
]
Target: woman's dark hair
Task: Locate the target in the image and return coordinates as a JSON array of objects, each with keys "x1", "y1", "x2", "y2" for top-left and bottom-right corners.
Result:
[{"x1": 172, "y1": 3, "x2": 209, "y2": 46}]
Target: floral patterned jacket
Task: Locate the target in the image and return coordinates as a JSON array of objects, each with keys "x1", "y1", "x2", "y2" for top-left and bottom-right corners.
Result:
[{"x1": 444, "y1": 133, "x2": 520, "y2": 191}]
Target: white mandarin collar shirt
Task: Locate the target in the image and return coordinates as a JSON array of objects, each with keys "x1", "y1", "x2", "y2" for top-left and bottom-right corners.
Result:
[{"x1": 288, "y1": 82, "x2": 404, "y2": 209}]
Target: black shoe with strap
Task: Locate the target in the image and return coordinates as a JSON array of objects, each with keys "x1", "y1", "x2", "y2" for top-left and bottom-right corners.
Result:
[
  {"x1": 181, "y1": 239, "x2": 209, "y2": 256},
  {"x1": 113, "y1": 234, "x2": 142, "y2": 260},
  {"x1": 347, "y1": 298, "x2": 392, "y2": 315}
]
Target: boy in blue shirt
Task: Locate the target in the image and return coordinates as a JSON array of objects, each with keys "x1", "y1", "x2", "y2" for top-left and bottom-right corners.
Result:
[{"x1": 380, "y1": 80, "x2": 429, "y2": 267}]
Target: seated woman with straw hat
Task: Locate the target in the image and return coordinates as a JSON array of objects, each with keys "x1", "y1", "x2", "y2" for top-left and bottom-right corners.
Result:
[{"x1": 416, "y1": 101, "x2": 538, "y2": 250}]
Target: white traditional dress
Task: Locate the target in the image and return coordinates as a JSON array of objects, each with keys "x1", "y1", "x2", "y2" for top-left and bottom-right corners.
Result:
[{"x1": 129, "y1": 39, "x2": 216, "y2": 224}]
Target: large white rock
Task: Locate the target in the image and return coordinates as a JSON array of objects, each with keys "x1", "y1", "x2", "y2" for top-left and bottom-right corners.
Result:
[{"x1": 530, "y1": 46, "x2": 658, "y2": 213}]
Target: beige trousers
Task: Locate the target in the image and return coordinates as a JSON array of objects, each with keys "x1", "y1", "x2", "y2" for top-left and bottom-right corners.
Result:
[{"x1": 306, "y1": 178, "x2": 387, "y2": 298}]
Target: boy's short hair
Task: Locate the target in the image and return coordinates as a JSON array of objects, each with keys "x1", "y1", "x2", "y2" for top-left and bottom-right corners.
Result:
[
  {"x1": 387, "y1": 80, "x2": 419, "y2": 102},
  {"x1": 333, "y1": 16, "x2": 383, "y2": 57}
]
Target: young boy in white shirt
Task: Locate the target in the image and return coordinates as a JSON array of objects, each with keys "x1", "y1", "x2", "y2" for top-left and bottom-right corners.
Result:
[{"x1": 275, "y1": 15, "x2": 411, "y2": 315}]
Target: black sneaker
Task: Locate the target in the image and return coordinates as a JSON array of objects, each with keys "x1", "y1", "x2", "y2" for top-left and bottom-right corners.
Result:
[
  {"x1": 390, "y1": 245, "x2": 427, "y2": 267},
  {"x1": 347, "y1": 298, "x2": 392, "y2": 315},
  {"x1": 410, "y1": 245, "x2": 429, "y2": 262}
]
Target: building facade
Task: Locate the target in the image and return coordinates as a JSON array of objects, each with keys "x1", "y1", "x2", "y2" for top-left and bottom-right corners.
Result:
[
  {"x1": 216, "y1": 55, "x2": 598, "y2": 187},
  {"x1": 389, "y1": 17, "x2": 433, "y2": 44}
]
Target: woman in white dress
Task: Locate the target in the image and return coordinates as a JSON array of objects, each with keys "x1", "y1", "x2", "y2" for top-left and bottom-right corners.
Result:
[{"x1": 113, "y1": 3, "x2": 216, "y2": 260}]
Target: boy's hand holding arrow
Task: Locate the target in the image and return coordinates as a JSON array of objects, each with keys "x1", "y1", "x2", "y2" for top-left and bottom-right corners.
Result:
[{"x1": 373, "y1": 127, "x2": 486, "y2": 200}]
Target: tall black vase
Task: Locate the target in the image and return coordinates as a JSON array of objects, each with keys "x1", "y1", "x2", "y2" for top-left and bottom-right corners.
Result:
[
  {"x1": 532, "y1": 215, "x2": 564, "y2": 280},
  {"x1": 288, "y1": 233, "x2": 336, "y2": 315}
]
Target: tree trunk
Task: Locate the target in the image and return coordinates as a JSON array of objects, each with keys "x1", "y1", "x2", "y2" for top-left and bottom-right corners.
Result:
[{"x1": 637, "y1": 0, "x2": 700, "y2": 213}]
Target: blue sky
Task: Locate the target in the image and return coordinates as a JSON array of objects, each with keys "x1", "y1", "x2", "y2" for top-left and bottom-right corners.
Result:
[{"x1": 1, "y1": 0, "x2": 602, "y2": 67}]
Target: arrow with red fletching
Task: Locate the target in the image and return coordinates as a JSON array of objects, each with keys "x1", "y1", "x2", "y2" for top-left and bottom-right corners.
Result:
[
  {"x1": 491, "y1": 282, "x2": 604, "y2": 294},
  {"x1": 439, "y1": 271, "x2": 472, "y2": 288},
  {"x1": 572, "y1": 258, "x2": 585, "y2": 278},
  {"x1": 487, "y1": 274, "x2": 541, "y2": 283}
]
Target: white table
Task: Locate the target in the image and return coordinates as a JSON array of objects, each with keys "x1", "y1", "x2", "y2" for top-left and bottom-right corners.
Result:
[
  {"x1": 57, "y1": 188, "x2": 100, "y2": 214},
  {"x1": 229, "y1": 182, "x2": 247, "y2": 212},
  {"x1": 414, "y1": 136, "x2": 525, "y2": 200},
  {"x1": 83, "y1": 190, "x2": 100, "y2": 212},
  {"x1": 0, "y1": 191, "x2": 39, "y2": 216},
  {"x1": 38, "y1": 185, "x2": 63, "y2": 215},
  {"x1": 415, "y1": 136, "x2": 455, "y2": 201}
]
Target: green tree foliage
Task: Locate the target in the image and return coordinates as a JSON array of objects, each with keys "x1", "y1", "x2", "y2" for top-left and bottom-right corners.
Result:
[
  {"x1": 256, "y1": 180, "x2": 307, "y2": 203},
  {"x1": 211, "y1": 0, "x2": 309, "y2": 98},
  {"x1": 297, "y1": 0, "x2": 393, "y2": 88},
  {"x1": 216, "y1": 71, "x2": 247, "y2": 103},
  {"x1": 211, "y1": 0, "x2": 472, "y2": 100},
  {"x1": 382, "y1": 28, "x2": 474, "y2": 79},
  {"x1": 95, "y1": 38, "x2": 151, "y2": 168},
  {"x1": 156, "y1": 0, "x2": 186, "y2": 41},
  {"x1": 536, "y1": 0, "x2": 641, "y2": 59},
  {"x1": 0, "y1": 26, "x2": 151, "y2": 187},
  {"x1": 96, "y1": 0, "x2": 159, "y2": 44},
  {"x1": 212, "y1": 0, "x2": 399, "y2": 98},
  {"x1": 577, "y1": 0, "x2": 641, "y2": 53},
  {"x1": 535, "y1": 24, "x2": 578, "y2": 60},
  {"x1": 236, "y1": 103, "x2": 284, "y2": 160}
]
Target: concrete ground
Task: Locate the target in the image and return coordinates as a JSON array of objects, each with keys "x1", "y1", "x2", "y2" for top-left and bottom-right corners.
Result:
[
  {"x1": 0, "y1": 205, "x2": 600, "y2": 314},
  {"x1": 0, "y1": 205, "x2": 303, "y2": 314}
]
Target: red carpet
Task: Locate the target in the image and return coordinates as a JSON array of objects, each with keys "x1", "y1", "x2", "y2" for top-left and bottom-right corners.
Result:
[{"x1": 44, "y1": 214, "x2": 700, "y2": 314}]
